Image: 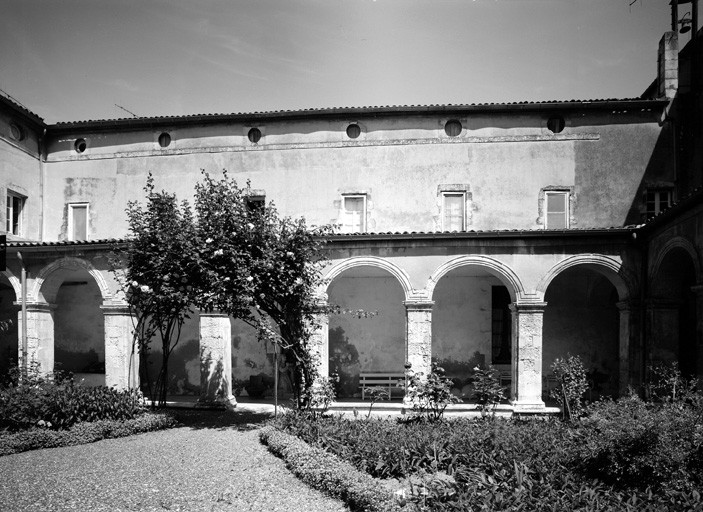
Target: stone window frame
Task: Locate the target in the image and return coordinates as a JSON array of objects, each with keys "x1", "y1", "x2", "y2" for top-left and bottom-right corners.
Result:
[
  {"x1": 537, "y1": 186, "x2": 575, "y2": 229},
  {"x1": 68, "y1": 202, "x2": 90, "y2": 241},
  {"x1": 243, "y1": 124, "x2": 266, "y2": 145},
  {"x1": 340, "y1": 120, "x2": 367, "y2": 141},
  {"x1": 155, "y1": 129, "x2": 176, "y2": 150},
  {"x1": 338, "y1": 190, "x2": 368, "y2": 233},
  {"x1": 641, "y1": 183, "x2": 674, "y2": 221},
  {"x1": 243, "y1": 188, "x2": 266, "y2": 211},
  {"x1": 437, "y1": 184, "x2": 471, "y2": 231},
  {"x1": 542, "y1": 114, "x2": 569, "y2": 135},
  {"x1": 438, "y1": 117, "x2": 467, "y2": 140},
  {"x1": 6, "y1": 189, "x2": 26, "y2": 236}
]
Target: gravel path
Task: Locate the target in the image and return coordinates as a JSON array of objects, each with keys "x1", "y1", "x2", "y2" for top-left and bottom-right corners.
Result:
[{"x1": 0, "y1": 409, "x2": 349, "y2": 512}]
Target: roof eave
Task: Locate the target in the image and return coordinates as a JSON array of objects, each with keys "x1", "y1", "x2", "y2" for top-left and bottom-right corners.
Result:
[{"x1": 46, "y1": 99, "x2": 669, "y2": 134}]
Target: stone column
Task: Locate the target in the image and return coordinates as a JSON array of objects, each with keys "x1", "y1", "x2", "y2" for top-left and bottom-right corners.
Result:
[
  {"x1": 692, "y1": 285, "x2": 703, "y2": 382},
  {"x1": 18, "y1": 303, "x2": 55, "y2": 376},
  {"x1": 309, "y1": 304, "x2": 330, "y2": 380},
  {"x1": 510, "y1": 302, "x2": 547, "y2": 411},
  {"x1": 199, "y1": 311, "x2": 236, "y2": 408},
  {"x1": 102, "y1": 303, "x2": 139, "y2": 390},
  {"x1": 404, "y1": 300, "x2": 433, "y2": 379},
  {"x1": 616, "y1": 301, "x2": 633, "y2": 396}
]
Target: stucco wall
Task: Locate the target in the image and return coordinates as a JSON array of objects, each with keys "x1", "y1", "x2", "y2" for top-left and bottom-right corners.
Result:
[
  {"x1": 0, "y1": 110, "x2": 42, "y2": 239},
  {"x1": 41, "y1": 110, "x2": 669, "y2": 241}
]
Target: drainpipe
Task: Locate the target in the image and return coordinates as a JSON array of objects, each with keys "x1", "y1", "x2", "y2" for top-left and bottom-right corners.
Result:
[{"x1": 16, "y1": 251, "x2": 27, "y2": 372}]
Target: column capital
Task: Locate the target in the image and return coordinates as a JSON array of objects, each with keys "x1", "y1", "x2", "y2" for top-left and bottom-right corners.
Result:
[
  {"x1": 616, "y1": 300, "x2": 641, "y2": 312},
  {"x1": 691, "y1": 284, "x2": 703, "y2": 296},
  {"x1": 404, "y1": 300, "x2": 434, "y2": 311},
  {"x1": 100, "y1": 302, "x2": 131, "y2": 315},
  {"x1": 15, "y1": 301, "x2": 56, "y2": 312},
  {"x1": 509, "y1": 302, "x2": 548, "y2": 314},
  {"x1": 198, "y1": 310, "x2": 230, "y2": 318}
]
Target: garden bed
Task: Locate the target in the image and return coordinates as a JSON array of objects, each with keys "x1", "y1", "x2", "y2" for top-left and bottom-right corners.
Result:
[{"x1": 269, "y1": 397, "x2": 703, "y2": 511}]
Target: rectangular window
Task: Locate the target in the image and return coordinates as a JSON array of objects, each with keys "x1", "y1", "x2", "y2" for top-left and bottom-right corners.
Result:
[
  {"x1": 68, "y1": 203, "x2": 89, "y2": 241},
  {"x1": 245, "y1": 195, "x2": 265, "y2": 212},
  {"x1": 545, "y1": 191, "x2": 569, "y2": 229},
  {"x1": 442, "y1": 192, "x2": 465, "y2": 231},
  {"x1": 341, "y1": 195, "x2": 366, "y2": 233},
  {"x1": 645, "y1": 189, "x2": 672, "y2": 219},
  {"x1": 6, "y1": 193, "x2": 25, "y2": 236}
]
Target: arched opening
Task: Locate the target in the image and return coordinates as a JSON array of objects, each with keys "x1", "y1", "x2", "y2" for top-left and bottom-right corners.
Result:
[
  {"x1": 543, "y1": 266, "x2": 620, "y2": 400},
  {"x1": 650, "y1": 247, "x2": 698, "y2": 378},
  {"x1": 51, "y1": 271, "x2": 105, "y2": 385},
  {"x1": 0, "y1": 275, "x2": 18, "y2": 379},
  {"x1": 327, "y1": 265, "x2": 406, "y2": 398},
  {"x1": 431, "y1": 264, "x2": 517, "y2": 397}
]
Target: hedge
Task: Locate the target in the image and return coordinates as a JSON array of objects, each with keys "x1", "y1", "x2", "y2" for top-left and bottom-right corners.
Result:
[
  {"x1": 0, "y1": 412, "x2": 176, "y2": 456},
  {"x1": 259, "y1": 425, "x2": 403, "y2": 512}
]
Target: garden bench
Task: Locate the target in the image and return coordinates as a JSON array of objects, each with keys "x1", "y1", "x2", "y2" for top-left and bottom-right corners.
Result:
[{"x1": 359, "y1": 372, "x2": 406, "y2": 400}]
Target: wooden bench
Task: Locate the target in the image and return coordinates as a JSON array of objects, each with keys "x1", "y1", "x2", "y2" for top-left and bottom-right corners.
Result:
[{"x1": 359, "y1": 372, "x2": 406, "y2": 400}]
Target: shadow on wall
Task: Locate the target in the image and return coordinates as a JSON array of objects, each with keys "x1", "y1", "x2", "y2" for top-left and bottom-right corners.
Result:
[
  {"x1": 329, "y1": 326, "x2": 361, "y2": 398},
  {"x1": 200, "y1": 350, "x2": 225, "y2": 401},
  {"x1": 54, "y1": 347, "x2": 104, "y2": 373},
  {"x1": 434, "y1": 351, "x2": 487, "y2": 397},
  {"x1": 143, "y1": 338, "x2": 201, "y2": 397}
]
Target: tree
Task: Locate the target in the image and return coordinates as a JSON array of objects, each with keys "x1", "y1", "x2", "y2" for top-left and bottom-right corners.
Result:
[
  {"x1": 194, "y1": 171, "x2": 334, "y2": 408},
  {"x1": 111, "y1": 174, "x2": 198, "y2": 407}
]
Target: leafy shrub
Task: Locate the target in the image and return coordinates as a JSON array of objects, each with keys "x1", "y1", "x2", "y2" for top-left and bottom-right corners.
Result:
[
  {"x1": 577, "y1": 393, "x2": 703, "y2": 491},
  {"x1": 551, "y1": 354, "x2": 589, "y2": 420},
  {"x1": 0, "y1": 412, "x2": 176, "y2": 456},
  {"x1": 471, "y1": 365, "x2": 506, "y2": 416},
  {"x1": 649, "y1": 362, "x2": 700, "y2": 405},
  {"x1": 273, "y1": 405, "x2": 703, "y2": 511},
  {"x1": 0, "y1": 376, "x2": 145, "y2": 431},
  {"x1": 405, "y1": 363, "x2": 461, "y2": 422},
  {"x1": 259, "y1": 425, "x2": 400, "y2": 512}
]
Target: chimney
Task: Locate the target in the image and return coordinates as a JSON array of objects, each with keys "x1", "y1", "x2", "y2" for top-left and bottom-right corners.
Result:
[{"x1": 658, "y1": 31, "x2": 679, "y2": 99}]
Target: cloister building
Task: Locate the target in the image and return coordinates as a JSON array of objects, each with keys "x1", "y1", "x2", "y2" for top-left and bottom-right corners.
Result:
[{"x1": 1, "y1": 31, "x2": 702, "y2": 411}]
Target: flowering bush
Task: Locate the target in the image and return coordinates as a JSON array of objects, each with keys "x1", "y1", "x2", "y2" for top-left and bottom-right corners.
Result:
[
  {"x1": 0, "y1": 365, "x2": 145, "y2": 432},
  {"x1": 405, "y1": 363, "x2": 461, "y2": 422}
]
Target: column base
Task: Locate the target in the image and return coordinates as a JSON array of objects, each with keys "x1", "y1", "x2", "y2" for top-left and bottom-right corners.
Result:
[
  {"x1": 511, "y1": 399, "x2": 546, "y2": 413},
  {"x1": 196, "y1": 394, "x2": 238, "y2": 410}
]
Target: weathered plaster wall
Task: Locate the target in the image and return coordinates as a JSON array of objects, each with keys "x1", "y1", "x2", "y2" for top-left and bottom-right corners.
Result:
[
  {"x1": 0, "y1": 109, "x2": 42, "y2": 239},
  {"x1": 327, "y1": 273, "x2": 405, "y2": 397},
  {"x1": 41, "y1": 111, "x2": 667, "y2": 240},
  {"x1": 574, "y1": 119, "x2": 674, "y2": 227},
  {"x1": 543, "y1": 267, "x2": 619, "y2": 397},
  {"x1": 54, "y1": 282, "x2": 104, "y2": 373}
]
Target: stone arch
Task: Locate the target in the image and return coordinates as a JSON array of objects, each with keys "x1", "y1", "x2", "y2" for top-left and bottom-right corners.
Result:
[
  {"x1": 649, "y1": 236, "x2": 702, "y2": 284},
  {"x1": 1, "y1": 270, "x2": 20, "y2": 300},
  {"x1": 32, "y1": 257, "x2": 112, "y2": 304},
  {"x1": 322, "y1": 256, "x2": 413, "y2": 301},
  {"x1": 537, "y1": 254, "x2": 632, "y2": 301},
  {"x1": 427, "y1": 255, "x2": 525, "y2": 302}
]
